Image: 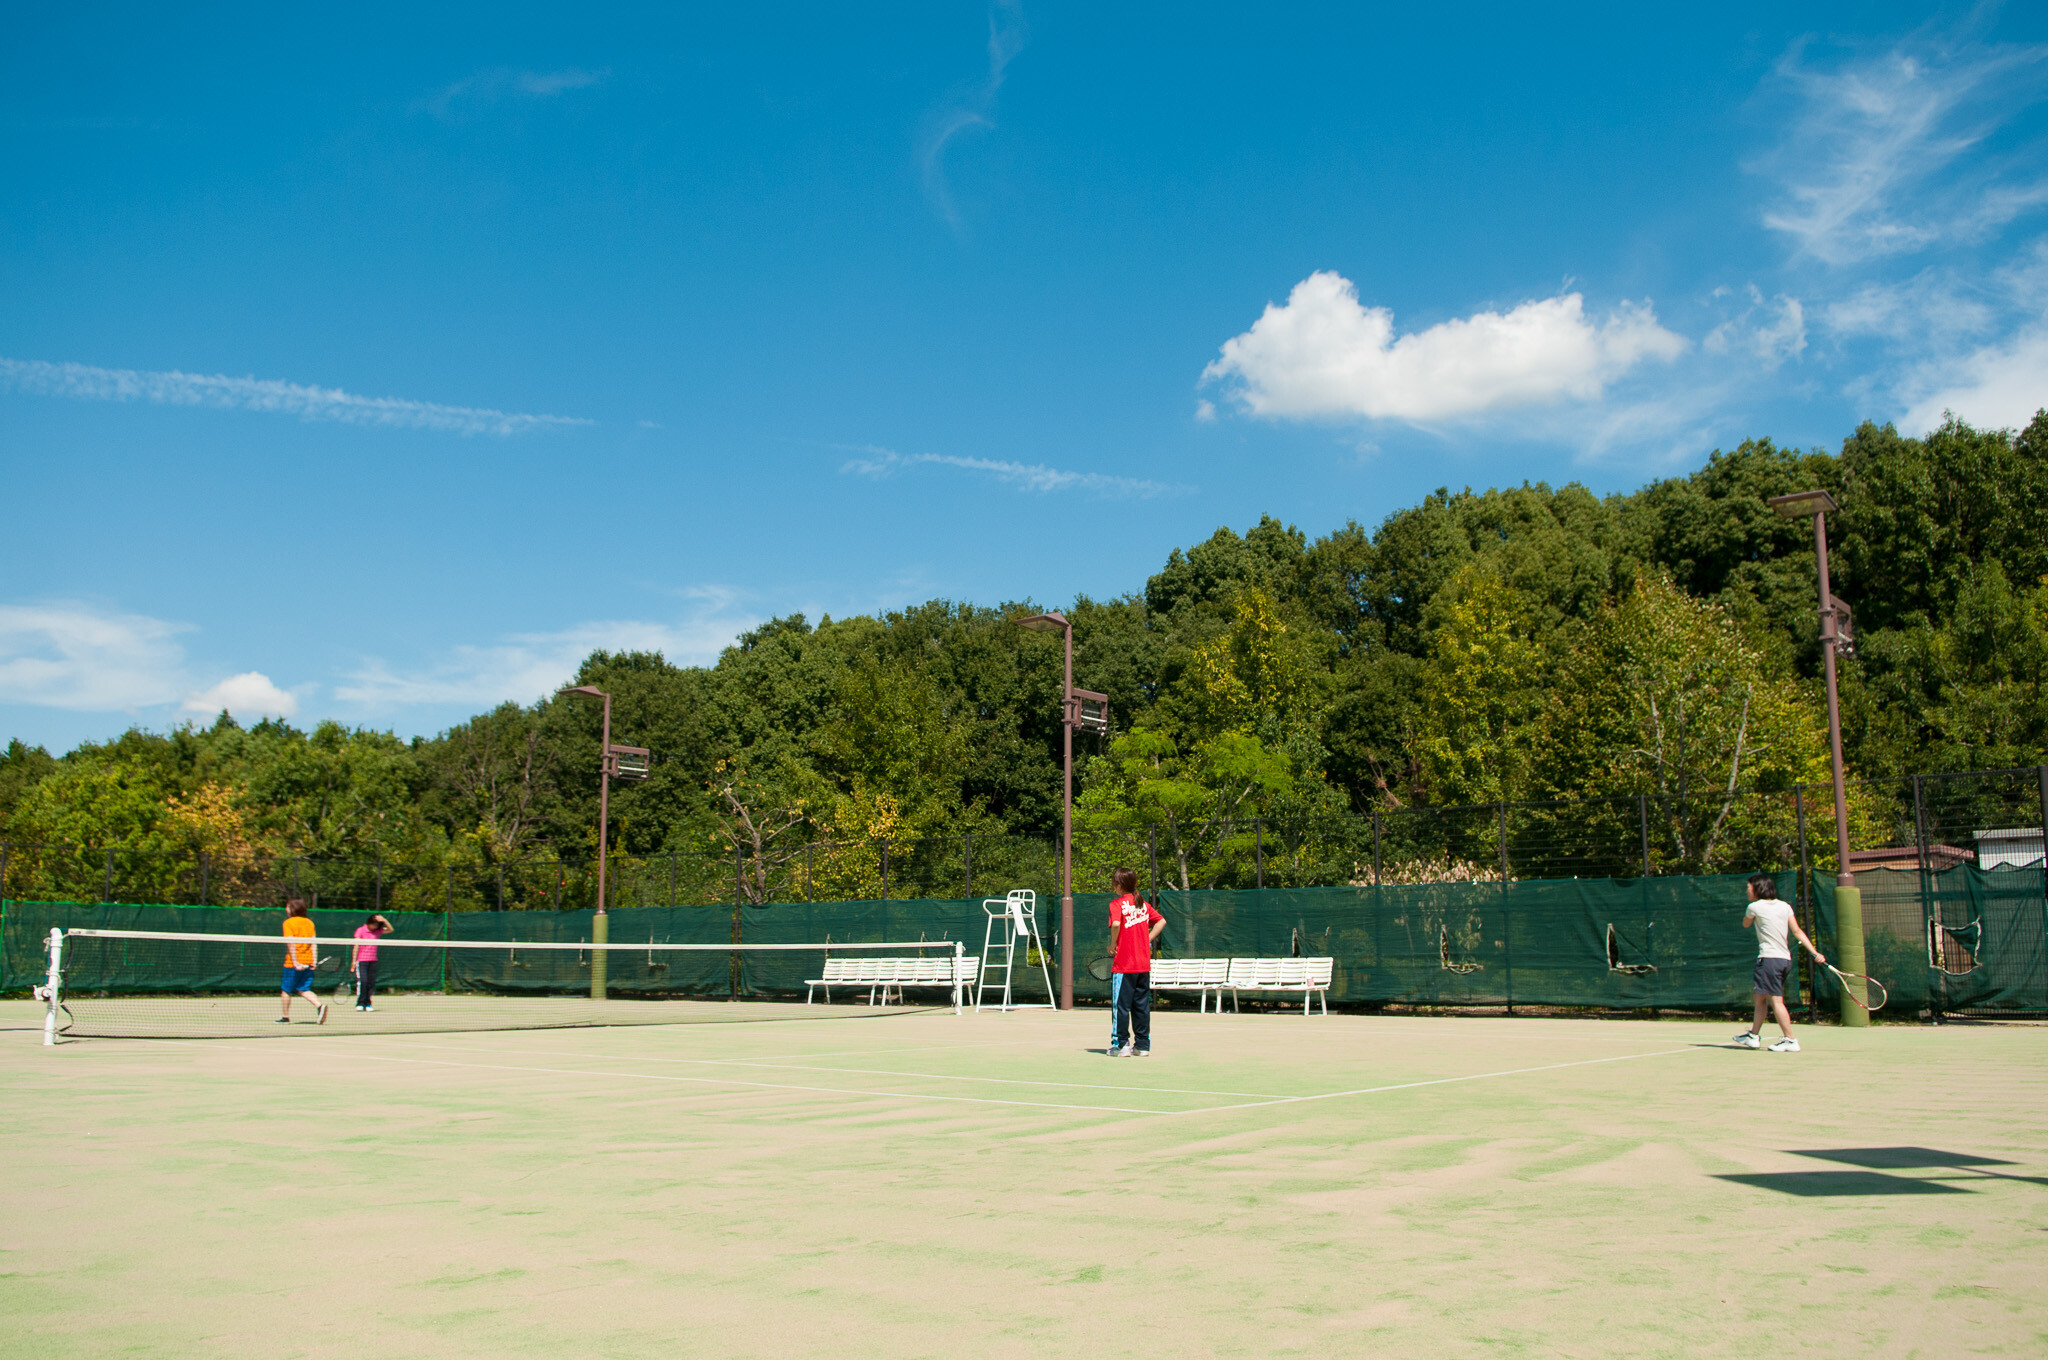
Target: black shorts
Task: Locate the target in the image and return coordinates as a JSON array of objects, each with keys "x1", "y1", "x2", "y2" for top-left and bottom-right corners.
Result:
[{"x1": 1753, "y1": 957, "x2": 1793, "y2": 997}]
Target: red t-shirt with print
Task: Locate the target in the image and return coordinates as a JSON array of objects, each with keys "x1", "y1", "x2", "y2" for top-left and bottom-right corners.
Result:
[{"x1": 1108, "y1": 894, "x2": 1164, "y2": 974}]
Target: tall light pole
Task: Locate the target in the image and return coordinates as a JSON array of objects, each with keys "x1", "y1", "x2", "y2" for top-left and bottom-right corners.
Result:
[
  {"x1": 1013, "y1": 611, "x2": 1108, "y2": 1011},
  {"x1": 558, "y1": 685, "x2": 650, "y2": 1000},
  {"x1": 1767, "y1": 490, "x2": 1867, "y2": 1026}
]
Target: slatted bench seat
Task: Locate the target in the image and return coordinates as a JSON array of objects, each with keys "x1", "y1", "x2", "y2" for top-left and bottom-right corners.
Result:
[
  {"x1": 805, "y1": 956, "x2": 975, "y2": 1008},
  {"x1": 1148, "y1": 959, "x2": 1232, "y2": 1012},
  {"x1": 1223, "y1": 957, "x2": 1334, "y2": 1015}
]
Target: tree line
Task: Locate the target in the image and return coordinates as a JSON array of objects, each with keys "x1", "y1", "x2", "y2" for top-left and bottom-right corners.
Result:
[{"x1": 3, "y1": 414, "x2": 2043, "y2": 904}]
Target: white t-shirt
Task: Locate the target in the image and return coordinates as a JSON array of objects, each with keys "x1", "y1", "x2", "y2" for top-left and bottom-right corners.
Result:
[{"x1": 1746, "y1": 898, "x2": 1795, "y2": 960}]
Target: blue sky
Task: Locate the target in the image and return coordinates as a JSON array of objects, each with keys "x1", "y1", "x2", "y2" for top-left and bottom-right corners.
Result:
[{"x1": 4, "y1": 2, "x2": 2046, "y2": 752}]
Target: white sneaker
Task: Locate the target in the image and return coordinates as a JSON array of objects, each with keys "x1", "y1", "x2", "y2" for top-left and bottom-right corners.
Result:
[
  {"x1": 1733, "y1": 1032, "x2": 1762, "y2": 1049},
  {"x1": 1769, "y1": 1037, "x2": 1800, "y2": 1052},
  {"x1": 315, "y1": 1003, "x2": 328, "y2": 1026},
  {"x1": 1107, "y1": 1046, "x2": 1123, "y2": 1057},
  {"x1": 361, "y1": 1005, "x2": 374, "y2": 1012}
]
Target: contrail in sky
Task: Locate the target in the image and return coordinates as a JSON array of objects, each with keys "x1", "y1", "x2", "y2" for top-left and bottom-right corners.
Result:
[{"x1": 0, "y1": 356, "x2": 591, "y2": 436}]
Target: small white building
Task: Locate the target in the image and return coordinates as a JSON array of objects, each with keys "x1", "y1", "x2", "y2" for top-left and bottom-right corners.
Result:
[{"x1": 1974, "y1": 827, "x2": 2044, "y2": 870}]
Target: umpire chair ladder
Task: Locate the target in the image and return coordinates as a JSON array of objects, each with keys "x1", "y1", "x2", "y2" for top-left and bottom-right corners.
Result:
[{"x1": 976, "y1": 889, "x2": 1056, "y2": 1011}]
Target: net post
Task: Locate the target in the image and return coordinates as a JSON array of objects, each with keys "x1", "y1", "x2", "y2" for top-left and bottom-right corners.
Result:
[
  {"x1": 591, "y1": 910, "x2": 608, "y2": 999},
  {"x1": 43, "y1": 927, "x2": 62, "y2": 1046}
]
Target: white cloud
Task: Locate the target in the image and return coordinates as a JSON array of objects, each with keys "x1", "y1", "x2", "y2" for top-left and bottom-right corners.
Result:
[
  {"x1": 1820, "y1": 270, "x2": 1997, "y2": 343},
  {"x1": 418, "y1": 67, "x2": 610, "y2": 117},
  {"x1": 919, "y1": 1, "x2": 1026, "y2": 227},
  {"x1": 0, "y1": 357, "x2": 591, "y2": 437},
  {"x1": 182, "y1": 672, "x2": 298, "y2": 721},
  {"x1": 839, "y1": 445, "x2": 1184, "y2": 498},
  {"x1": 0, "y1": 603, "x2": 189, "y2": 711},
  {"x1": 334, "y1": 612, "x2": 760, "y2": 711},
  {"x1": 1704, "y1": 286, "x2": 1807, "y2": 367},
  {"x1": 1899, "y1": 327, "x2": 2048, "y2": 434},
  {"x1": 1755, "y1": 37, "x2": 2048, "y2": 265},
  {"x1": 1200, "y1": 271, "x2": 1686, "y2": 423}
]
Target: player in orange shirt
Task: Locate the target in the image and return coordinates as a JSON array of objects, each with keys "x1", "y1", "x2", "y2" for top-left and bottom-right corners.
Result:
[{"x1": 278, "y1": 898, "x2": 327, "y2": 1025}]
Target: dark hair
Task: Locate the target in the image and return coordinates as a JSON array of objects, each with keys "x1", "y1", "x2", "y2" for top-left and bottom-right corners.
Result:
[
  {"x1": 1112, "y1": 868, "x2": 1139, "y2": 897},
  {"x1": 284, "y1": 898, "x2": 308, "y2": 918},
  {"x1": 364, "y1": 913, "x2": 390, "y2": 931},
  {"x1": 1746, "y1": 873, "x2": 1778, "y2": 900}
]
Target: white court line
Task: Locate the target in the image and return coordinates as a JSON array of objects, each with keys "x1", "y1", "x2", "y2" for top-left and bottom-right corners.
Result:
[
  {"x1": 1159, "y1": 1046, "x2": 1705, "y2": 1116},
  {"x1": 294, "y1": 1049, "x2": 1168, "y2": 1115},
  {"x1": 363, "y1": 1038, "x2": 1292, "y2": 1099},
  {"x1": 241, "y1": 1039, "x2": 1706, "y2": 1120}
]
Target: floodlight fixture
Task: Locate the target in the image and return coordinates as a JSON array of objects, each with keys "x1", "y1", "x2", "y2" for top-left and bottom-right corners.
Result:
[{"x1": 1768, "y1": 489, "x2": 1838, "y2": 518}]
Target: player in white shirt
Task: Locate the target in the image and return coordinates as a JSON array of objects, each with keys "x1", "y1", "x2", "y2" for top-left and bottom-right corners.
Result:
[{"x1": 1736, "y1": 872, "x2": 1825, "y2": 1052}]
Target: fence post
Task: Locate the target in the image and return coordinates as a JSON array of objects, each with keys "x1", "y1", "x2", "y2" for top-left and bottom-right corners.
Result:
[
  {"x1": 1638, "y1": 794, "x2": 1651, "y2": 878},
  {"x1": 1372, "y1": 809, "x2": 1382, "y2": 887},
  {"x1": 1499, "y1": 801, "x2": 1512, "y2": 1015},
  {"x1": 1913, "y1": 774, "x2": 1941, "y2": 1022},
  {"x1": 2038, "y1": 765, "x2": 2048, "y2": 915},
  {"x1": 1795, "y1": 786, "x2": 1812, "y2": 1021}
]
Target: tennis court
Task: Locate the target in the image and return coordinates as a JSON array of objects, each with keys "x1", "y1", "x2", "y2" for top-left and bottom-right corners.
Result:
[{"x1": 3, "y1": 1000, "x2": 2043, "y2": 1358}]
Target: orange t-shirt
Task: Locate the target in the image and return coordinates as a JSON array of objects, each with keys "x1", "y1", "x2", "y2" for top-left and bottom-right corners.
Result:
[{"x1": 282, "y1": 916, "x2": 316, "y2": 967}]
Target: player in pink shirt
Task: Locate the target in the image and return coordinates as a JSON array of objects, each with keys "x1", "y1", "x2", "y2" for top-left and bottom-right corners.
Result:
[
  {"x1": 1106, "y1": 868, "x2": 1165, "y2": 1057},
  {"x1": 352, "y1": 914, "x2": 392, "y2": 1011}
]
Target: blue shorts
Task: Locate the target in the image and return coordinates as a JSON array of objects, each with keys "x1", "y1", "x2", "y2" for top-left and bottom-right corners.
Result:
[
  {"x1": 1753, "y1": 957, "x2": 1792, "y2": 997},
  {"x1": 282, "y1": 966, "x2": 316, "y2": 993}
]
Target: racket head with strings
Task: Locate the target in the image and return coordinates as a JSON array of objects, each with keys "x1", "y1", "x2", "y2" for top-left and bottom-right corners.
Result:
[
  {"x1": 314, "y1": 954, "x2": 343, "y2": 975},
  {"x1": 1086, "y1": 956, "x2": 1113, "y2": 982},
  {"x1": 1826, "y1": 964, "x2": 1888, "y2": 1012}
]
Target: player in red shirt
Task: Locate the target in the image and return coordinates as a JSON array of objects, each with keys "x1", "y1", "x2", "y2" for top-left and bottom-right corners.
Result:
[{"x1": 1107, "y1": 868, "x2": 1165, "y2": 1057}]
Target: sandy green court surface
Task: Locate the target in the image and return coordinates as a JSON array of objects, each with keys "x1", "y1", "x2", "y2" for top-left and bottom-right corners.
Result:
[{"x1": 2, "y1": 998, "x2": 2043, "y2": 1359}]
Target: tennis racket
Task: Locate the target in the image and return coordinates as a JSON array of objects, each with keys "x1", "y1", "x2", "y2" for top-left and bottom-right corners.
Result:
[
  {"x1": 1086, "y1": 956, "x2": 1113, "y2": 982},
  {"x1": 1824, "y1": 963, "x2": 1888, "y2": 1013}
]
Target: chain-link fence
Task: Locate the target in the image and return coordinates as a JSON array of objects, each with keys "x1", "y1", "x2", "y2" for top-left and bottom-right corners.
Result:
[{"x1": 4, "y1": 765, "x2": 2041, "y2": 912}]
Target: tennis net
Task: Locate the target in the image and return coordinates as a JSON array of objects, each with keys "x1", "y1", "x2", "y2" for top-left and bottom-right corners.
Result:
[{"x1": 38, "y1": 928, "x2": 971, "y2": 1041}]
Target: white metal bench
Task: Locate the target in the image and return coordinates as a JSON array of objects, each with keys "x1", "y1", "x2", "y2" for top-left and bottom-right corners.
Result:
[
  {"x1": 1149, "y1": 958, "x2": 1232, "y2": 1012},
  {"x1": 1223, "y1": 957, "x2": 1333, "y2": 1015},
  {"x1": 806, "y1": 956, "x2": 975, "y2": 1008}
]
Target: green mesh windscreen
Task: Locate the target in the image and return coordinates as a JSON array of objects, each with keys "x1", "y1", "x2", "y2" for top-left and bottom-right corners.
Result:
[{"x1": 10, "y1": 864, "x2": 2045, "y2": 1014}]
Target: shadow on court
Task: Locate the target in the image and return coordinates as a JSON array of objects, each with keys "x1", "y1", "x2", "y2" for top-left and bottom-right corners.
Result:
[
  {"x1": 1719, "y1": 1147, "x2": 2048, "y2": 1195},
  {"x1": 1717, "y1": 1170, "x2": 1972, "y2": 1196}
]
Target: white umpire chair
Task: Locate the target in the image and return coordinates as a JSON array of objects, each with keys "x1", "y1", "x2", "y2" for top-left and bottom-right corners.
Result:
[{"x1": 976, "y1": 889, "x2": 1056, "y2": 1011}]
